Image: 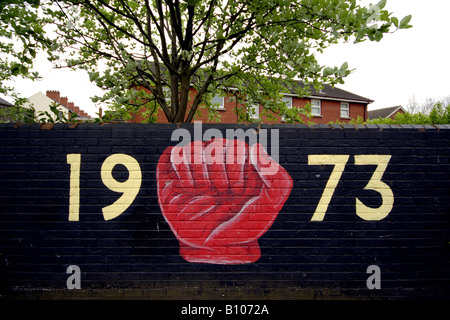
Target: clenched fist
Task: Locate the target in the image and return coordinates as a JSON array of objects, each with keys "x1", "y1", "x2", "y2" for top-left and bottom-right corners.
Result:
[{"x1": 157, "y1": 138, "x2": 293, "y2": 264}]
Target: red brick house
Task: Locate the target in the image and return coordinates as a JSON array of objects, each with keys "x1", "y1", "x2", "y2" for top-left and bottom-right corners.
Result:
[
  {"x1": 368, "y1": 105, "x2": 406, "y2": 120},
  {"x1": 130, "y1": 81, "x2": 373, "y2": 124},
  {"x1": 45, "y1": 90, "x2": 92, "y2": 120}
]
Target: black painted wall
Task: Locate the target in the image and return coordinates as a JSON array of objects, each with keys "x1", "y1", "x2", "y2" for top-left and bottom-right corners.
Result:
[{"x1": 0, "y1": 123, "x2": 449, "y2": 299}]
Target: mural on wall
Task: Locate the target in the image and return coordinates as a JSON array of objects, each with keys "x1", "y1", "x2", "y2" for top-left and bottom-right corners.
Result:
[
  {"x1": 156, "y1": 138, "x2": 293, "y2": 264},
  {"x1": 65, "y1": 121, "x2": 395, "y2": 265}
]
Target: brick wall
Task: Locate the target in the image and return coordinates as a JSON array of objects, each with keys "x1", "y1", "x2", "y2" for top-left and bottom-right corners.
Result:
[{"x1": 0, "y1": 123, "x2": 449, "y2": 299}]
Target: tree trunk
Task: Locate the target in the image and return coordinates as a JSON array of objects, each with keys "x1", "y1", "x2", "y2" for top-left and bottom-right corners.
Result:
[{"x1": 175, "y1": 72, "x2": 190, "y2": 123}]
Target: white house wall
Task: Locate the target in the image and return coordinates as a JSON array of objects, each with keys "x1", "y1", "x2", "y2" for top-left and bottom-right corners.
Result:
[{"x1": 24, "y1": 92, "x2": 70, "y2": 120}]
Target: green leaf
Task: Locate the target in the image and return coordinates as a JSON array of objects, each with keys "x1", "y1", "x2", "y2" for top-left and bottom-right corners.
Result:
[
  {"x1": 391, "y1": 17, "x2": 399, "y2": 28},
  {"x1": 323, "y1": 66, "x2": 335, "y2": 77},
  {"x1": 338, "y1": 62, "x2": 349, "y2": 76},
  {"x1": 27, "y1": 48, "x2": 37, "y2": 58},
  {"x1": 377, "y1": 0, "x2": 387, "y2": 10},
  {"x1": 11, "y1": 64, "x2": 21, "y2": 76},
  {"x1": 20, "y1": 65, "x2": 28, "y2": 75},
  {"x1": 399, "y1": 15, "x2": 412, "y2": 29},
  {"x1": 89, "y1": 71, "x2": 100, "y2": 82}
]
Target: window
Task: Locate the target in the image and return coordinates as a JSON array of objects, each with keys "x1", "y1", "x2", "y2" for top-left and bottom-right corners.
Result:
[
  {"x1": 249, "y1": 102, "x2": 260, "y2": 119},
  {"x1": 281, "y1": 96, "x2": 292, "y2": 121},
  {"x1": 340, "y1": 102, "x2": 350, "y2": 118},
  {"x1": 282, "y1": 96, "x2": 293, "y2": 108},
  {"x1": 311, "y1": 99, "x2": 321, "y2": 116},
  {"x1": 211, "y1": 94, "x2": 225, "y2": 110},
  {"x1": 163, "y1": 87, "x2": 171, "y2": 105}
]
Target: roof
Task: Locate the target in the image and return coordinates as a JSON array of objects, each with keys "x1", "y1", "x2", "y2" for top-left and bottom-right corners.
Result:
[
  {"x1": 290, "y1": 81, "x2": 374, "y2": 104},
  {"x1": 0, "y1": 97, "x2": 14, "y2": 107},
  {"x1": 140, "y1": 61, "x2": 374, "y2": 104},
  {"x1": 368, "y1": 106, "x2": 407, "y2": 119},
  {"x1": 25, "y1": 92, "x2": 92, "y2": 119}
]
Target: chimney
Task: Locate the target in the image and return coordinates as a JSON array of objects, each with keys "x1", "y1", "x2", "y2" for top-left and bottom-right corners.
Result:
[
  {"x1": 46, "y1": 90, "x2": 60, "y2": 103},
  {"x1": 99, "y1": 107, "x2": 103, "y2": 118},
  {"x1": 74, "y1": 106, "x2": 80, "y2": 115},
  {"x1": 60, "y1": 96, "x2": 68, "y2": 108},
  {"x1": 68, "y1": 102, "x2": 75, "y2": 111}
]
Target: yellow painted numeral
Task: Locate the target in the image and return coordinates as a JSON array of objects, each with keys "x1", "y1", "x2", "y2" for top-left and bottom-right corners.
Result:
[
  {"x1": 101, "y1": 154, "x2": 142, "y2": 221},
  {"x1": 308, "y1": 154, "x2": 394, "y2": 221},
  {"x1": 67, "y1": 153, "x2": 81, "y2": 221},
  {"x1": 308, "y1": 155, "x2": 350, "y2": 221},
  {"x1": 354, "y1": 155, "x2": 394, "y2": 221},
  {"x1": 67, "y1": 153, "x2": 141, "y2": 221}
]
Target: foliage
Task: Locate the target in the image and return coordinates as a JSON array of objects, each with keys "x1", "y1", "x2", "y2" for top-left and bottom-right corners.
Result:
[
  {"x1": 0, "y1": 101, "x2": 80, "y2": 123},
  {"x1": 367, "y1": 103, "x2": 450, "y2": 125},
  {"x1": 36, "y1": 0, "x2": 410, "y2": 123},
  {"x1": 331, "y1": 103, "x2": 450, "y2": 125},
  {"x1": 428, "y1": 103, "x2": 450, "y2": 124},
  {"x1": 0, "y1": 0, "x2": 52, "y2": 106},
  {"x1": 0, "y1": 104, "x2": 36, "y2": 123}
]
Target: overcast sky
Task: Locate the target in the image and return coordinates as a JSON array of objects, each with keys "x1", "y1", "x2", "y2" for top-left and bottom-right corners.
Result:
[
  {"x1": 2, "y1": 0, "x2": 449, "y2": 118},
  {"x1": 319, "y1": 0, "x2": 450, "y2": 111}
]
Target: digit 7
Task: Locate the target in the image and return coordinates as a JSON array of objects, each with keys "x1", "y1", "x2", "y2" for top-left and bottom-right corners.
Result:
[{"x1": 308, "y1": 155, "x2": 350, "y2": 221}]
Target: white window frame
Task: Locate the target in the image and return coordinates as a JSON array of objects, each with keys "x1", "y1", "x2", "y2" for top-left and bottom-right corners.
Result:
[
  {"x1": 249, "y1": 103, "x2": 260, "y2": 119},
  {"x1": 340, "y1": 102, "x2": 350, "y2": 118},
  {"x1": 281, "y1": 96, "x2": 293, "y2": 122},
  {"x1": 163, "y1": 87, "x2": 171, "y2": 105},
  {"x1": 211, "y1": 94, "x2": 225, "y2": 110},
  {"x1": 310, "y1": 99, "x2": 321, "y2": 116}
]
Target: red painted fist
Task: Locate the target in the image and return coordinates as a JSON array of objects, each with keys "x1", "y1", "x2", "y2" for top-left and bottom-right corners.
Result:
[{"x1": 157, "y1": 138, "x2": 293, "y2": 264}]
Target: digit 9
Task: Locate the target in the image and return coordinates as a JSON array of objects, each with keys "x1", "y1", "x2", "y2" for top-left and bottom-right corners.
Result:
[{"x1": 101, "y1": 154, "x2": 142, "y2": 221}]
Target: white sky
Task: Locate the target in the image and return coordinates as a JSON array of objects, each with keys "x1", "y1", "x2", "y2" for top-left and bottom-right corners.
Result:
[
  {"x1": 319, "y1": 0, "x2": 450, "y2": 111},
  {"x1": 2, "y1": 0, "x2": 449, "y2": 117}
]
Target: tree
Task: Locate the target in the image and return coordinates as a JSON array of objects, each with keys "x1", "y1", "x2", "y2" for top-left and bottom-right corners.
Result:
[
  {"x1": 407, "y1": 95, "x2": 450, "y2": 115},
  {"x1": 364, "y1": 102, "x2": 450, "y2": 125},
  {"x1": 0, "y1": 0, "x2": 52, "y2": 107},
  {"x1": 428, "y1": 102, "x2": 450, "y2": 124},
  {"x1": 42, "y1": 0, "x2": 410, "y2": 123}
]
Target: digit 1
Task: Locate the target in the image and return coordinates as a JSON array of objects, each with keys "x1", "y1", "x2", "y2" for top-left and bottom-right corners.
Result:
[{"x1": 67, "y1": 154, "x2": 81, "y2": 221}]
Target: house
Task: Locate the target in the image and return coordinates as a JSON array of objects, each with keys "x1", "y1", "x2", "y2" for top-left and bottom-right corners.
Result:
[
  {"x1": 130, "y1": 81, "x2": 373, "y2": 124},
  {"x1": 24, "y1": 91, "x2": 92, "y2": 121},
  {"x1": 368, "y1": 106, "x2": 407, "y2": 120},
  {"x1": 0, "y1": 97, "x2": 14, "y2": 122}
]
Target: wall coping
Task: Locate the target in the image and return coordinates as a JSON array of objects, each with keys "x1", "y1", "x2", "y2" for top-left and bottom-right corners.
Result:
[{"x1": 0, "y1": 122, "x2": 449, "y2": 131}]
